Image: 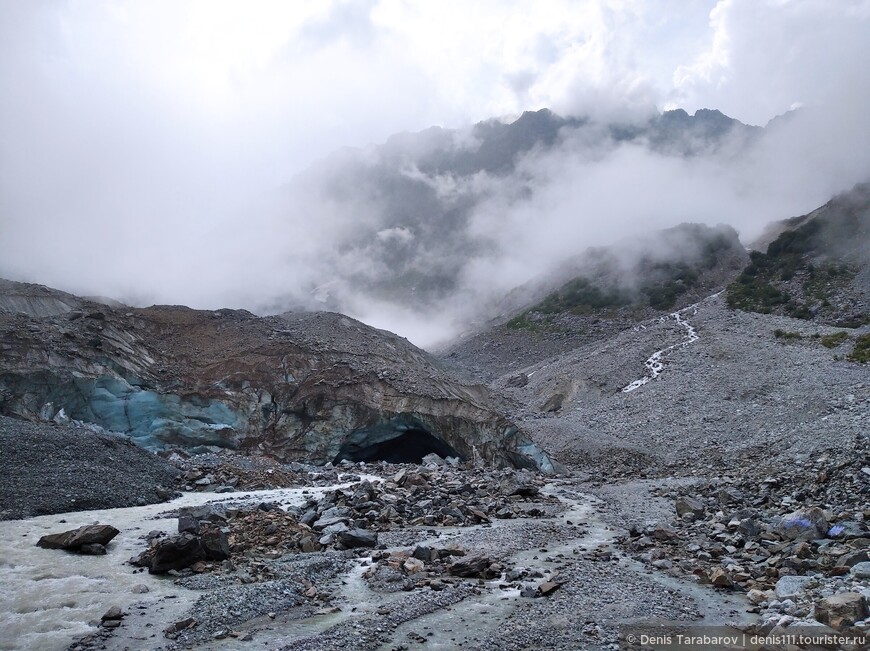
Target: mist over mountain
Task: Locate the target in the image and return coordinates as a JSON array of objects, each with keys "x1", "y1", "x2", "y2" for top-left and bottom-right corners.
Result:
[
  {"x1": 2, "y1": 6, "x2": 870, "y2": 649},
  {"x1": 235, "y1": 104, "x2": 863, "y2": 347},
  {"x1": 1, "y1": 101, "x2": 866, "y2": 349}
]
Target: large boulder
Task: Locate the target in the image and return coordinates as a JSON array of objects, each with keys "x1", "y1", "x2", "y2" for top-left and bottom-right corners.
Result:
[
  {"x1": 37, "y1": 524, "x2": 119, "y2": 552},
  {"x1": 675, "y1": 496, "x2": 705, "y2": 521},
  {"x1": 177, "y1": 505, "x2": 227, "y2": 535},
  {"x1": 336, "y1": 528, "x2": 378, "y2": 549},
  {"x1": 499, "y1": 470, "x2": 539, "y2": 497},
  {"x1": 773, "y1": 507, "x2": 829, "y2": 541},
  {"x1": 448, "y1": 554, "x2": 499, "y2": 579},
  {"x1": 774, "y1": 575, "x2": 813, "y2": 600},
  {"x1": 814, "y1": 593, "x2": 868, "y2": 630},
  {"x1": 199, "y1": 526, "x2": 230, "y2": 561},
  {"x1": 135, "y1": 533, "x2": 206, "y2": 574}
]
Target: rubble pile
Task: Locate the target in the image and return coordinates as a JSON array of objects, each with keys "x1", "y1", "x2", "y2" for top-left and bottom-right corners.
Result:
[
  {"x1": 130, "y1": 464, "x2": 557, "y2": 579},
  {"x1": 623, "y1": 446, "x2": 870, "y2": 636},
  {"x1": 169, "y1": 452, "x2": 351, "y2": 492}
]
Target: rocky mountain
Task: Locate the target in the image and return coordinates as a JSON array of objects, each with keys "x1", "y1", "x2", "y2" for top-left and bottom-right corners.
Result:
[
  {"x1": 436, "y1": 185, "x2": 869, "y2": 477},
  {"x1": 728, "y1": 182, "x2": 870, "y2": 328},
  {"x1": 277, "y1": 107, "x2": 762, "y2": 312},
  {"x1": 440, "y1": 221, "x2": 750, "y2": 380},
  {"x1": 0, "y1": 280, "x2": 556, "y2": 472},
  {"x1": 2, "y1": 115, "x2": 869, "y2": 651}
]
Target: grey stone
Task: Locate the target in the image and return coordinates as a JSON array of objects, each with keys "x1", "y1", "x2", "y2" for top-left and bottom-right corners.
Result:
[
  {"x1": 775, "y1": 575, "x2": 813, "y2": 599},
  {"x1": 448, "y1": 554, "x2": 496, "y2": 578},
  {"x1": 774, "y1": 507, "x2": 829, "y2": 541},
  {"x1": 336, "y1": 528, "x2": 377, "y2": 549},
  {"x1": 506, "y1": 373, "x2": 529, "y2": 388},
  {"x1": 37, "y1": 524, "x2": 120, "y2": 551},
  {"x1": 675, "y1": 496, "x2": 705, "y2": 520},
  {"x1": 814, "y1": 593, "x2": 868, "y2": 630},
  {"x1": 850, "y1": 562, "x2": 870, "y2": 579},
  {"x1": 200, "y1": 526, "x2": 230, "y2": 561},
  {"x1": 138, "y1": 533, "x2": 205, "y2": 574}
]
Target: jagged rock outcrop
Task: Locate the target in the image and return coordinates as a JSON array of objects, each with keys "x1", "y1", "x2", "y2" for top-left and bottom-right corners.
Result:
[{"x1": 0, "y1": 281, "x2": 555, "y2": 471}]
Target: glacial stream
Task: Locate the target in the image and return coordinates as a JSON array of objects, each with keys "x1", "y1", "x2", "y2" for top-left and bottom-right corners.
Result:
[
  {"x1": 1, "y1": 472, "x2": 746, "y2": 651},
  {"x1": 621, "y1": 297, "x2": 712, "y2": 393},
  {"x1": 0, "y1": 477, "x2": 370, "y2": 651}
]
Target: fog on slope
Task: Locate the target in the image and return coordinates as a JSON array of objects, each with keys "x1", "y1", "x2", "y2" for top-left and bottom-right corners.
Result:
[
  {"x1": 3, "y1": 2, "x2": 870, "y2": 348},
  {"x1": 223, "y1": 105, "x2": 870, "y2": 348},
  {"x1": 2, "y1": 105, "x2": 870, "y2": 349}
]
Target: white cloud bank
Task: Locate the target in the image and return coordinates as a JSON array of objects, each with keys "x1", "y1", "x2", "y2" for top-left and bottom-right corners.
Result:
[{"x1": 0, "y1": 1, "x2": 868, "y2": 347}]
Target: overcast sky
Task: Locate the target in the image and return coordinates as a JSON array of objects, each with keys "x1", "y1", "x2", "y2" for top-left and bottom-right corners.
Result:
[{"x1": 1, "y1": 0, "x2": 869, "y2": 340}]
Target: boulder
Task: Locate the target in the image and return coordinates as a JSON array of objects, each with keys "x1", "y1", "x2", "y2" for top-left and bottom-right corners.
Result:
[
  {"x1": 774, "y1": 575, "x2": 813, "y2": 599},
  {"x1": 137, "y1": 533, "x2": 205, "y2": 574},
  {"x1": 650, "y1": 524, "x2": 678, "y2": 541},
  {"x1": 540, "y1": 393, "x2": 564, "y2": 413},
  {"x1": 403, "y1": 558, "x2": 425, "y2": 574},
  {"x1": 336, "y1": 528, "x2": 378, "y2": 549},
  {"x1": 675, "y1": 496, "x2": 705, "y2": 521},
  {"x1": 300, "y1": 535, "x2": 322, "y2": 553},
  {"x1": 746, "y1": 589, "x2": 768, "y2": 605},
  {"x1": 164, "y1": 617, "x2": 197, "y2": 637},
  {"x1": 773, "y1": 507, "x2": 829, "y2": 541},
  {"x1": 836, "y1": 550, "x2": 870, "y2": 568},
  {"x1": 506, "y1": 373, "x2": 529, "y2": 388},
  {"x1": 448, "y1": 554, "x2": 497, "y2": 578},
  {"x1": 709, "y1": 568, "x2": 733, "y2": 587},
  {"x1": 177, "y1": 505, "x2": 227, "y2": 535},
  {"x1": 413, "y1": 545, "x2": 438, "y2": 563},
  {"x1": 814, "y1": 592, "x2": 868, "y2": 630},
  {"x1": 37, "y1": 524, "x2": 119, "y2": 552},
  {"x1": 499, "y1": 471, "x2": 539, "y2": 497},
  {"x1": 537, "y1": 581, "x2": 560, "y2": 596},
  {"x1": 737, "y1": 517, "x2": 760, "y2": 540},
  {"x1": 718, "y1": 487, "x2": 743, "y2": 505},
  {"x1": 199, "y1": 526, "x2": 230, "y2": 561},
  {"x1": 849, "y1": 562, "x2": 870, "y2": 579}
]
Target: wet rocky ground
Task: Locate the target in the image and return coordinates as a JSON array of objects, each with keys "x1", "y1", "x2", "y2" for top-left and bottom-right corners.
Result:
[
  {"x1": 10, "y1": 439, "x2": 870, "y2": 651},
  {"x1": 4, "y1": 292, "x2": 869, "y2": 651},
  {"x1": 20, "y1": 456, "x2": 739, "y2": 651}
]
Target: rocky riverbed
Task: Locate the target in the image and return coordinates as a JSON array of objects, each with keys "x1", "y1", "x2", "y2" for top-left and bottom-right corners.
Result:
[
  {"x1": 0, "y1": 456, "x2": 757, "y2": 651},
  {"x1": 2, "y1": 267, "x2": 868, "y2": 650}
]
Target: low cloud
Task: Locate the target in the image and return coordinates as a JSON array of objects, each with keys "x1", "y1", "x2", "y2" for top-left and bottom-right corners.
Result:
[{"x1": 1, "y1": 1, "x2": 868, "y2": 348}]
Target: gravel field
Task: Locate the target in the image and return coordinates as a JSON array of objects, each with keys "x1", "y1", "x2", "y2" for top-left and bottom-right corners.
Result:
[
  {"x1": 0, "y1": 416, "x2": 180, "y2": 519},
  {"x1": 4, "y1": 281, "x2": 869, "y2": 651}
]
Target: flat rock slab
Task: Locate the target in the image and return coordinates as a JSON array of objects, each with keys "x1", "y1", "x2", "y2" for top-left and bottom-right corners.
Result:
[{"x1": 37, "y1": 524, "x2": 119, "y2": 551}]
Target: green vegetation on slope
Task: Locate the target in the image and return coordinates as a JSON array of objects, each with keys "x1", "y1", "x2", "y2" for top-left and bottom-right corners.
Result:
[
  {"x1": 727, "y1": 187, "x2": 868, "y2": 326},
  {"x1": 820, "y1": 331, "x2": 849, "y2": 348},
  {"x1": 506, "y1": 227, "x2": 739, "y2": 330},
  {"x1": 848, "y1": 334, "x2": 870, "y2": 363}
]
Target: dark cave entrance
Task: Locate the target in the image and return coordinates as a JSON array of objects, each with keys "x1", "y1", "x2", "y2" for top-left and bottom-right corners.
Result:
[{"x1": 333, "y1": 428, "x2": 461, "y2": 464}]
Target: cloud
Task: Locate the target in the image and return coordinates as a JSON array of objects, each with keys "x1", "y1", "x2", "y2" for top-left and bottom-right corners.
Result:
[
  {"x1": 672, "y1": 0, "x2": 870, "y2": 124},
  {"x1": 0, "y1": 1, "x2": 868, "y2": 348}
]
